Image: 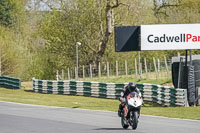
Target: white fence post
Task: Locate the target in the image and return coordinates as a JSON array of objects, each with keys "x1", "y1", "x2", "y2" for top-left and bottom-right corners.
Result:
[{"x1": 56, "y1": 70, "x2": 59, "y2": 81}]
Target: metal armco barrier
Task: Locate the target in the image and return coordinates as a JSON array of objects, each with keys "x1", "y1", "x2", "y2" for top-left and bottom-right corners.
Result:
[
  {"x1": 0, "y1": 76, "x2": 21, "y2": 89},
  {"x1": 32, "y1": 78, "x2": 188, "y2": 107}
]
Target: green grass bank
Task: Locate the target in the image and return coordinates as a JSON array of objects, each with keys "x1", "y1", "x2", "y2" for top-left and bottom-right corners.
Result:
[{"x1": 0, "y1": 79, "x2": 199, "y2": 120}]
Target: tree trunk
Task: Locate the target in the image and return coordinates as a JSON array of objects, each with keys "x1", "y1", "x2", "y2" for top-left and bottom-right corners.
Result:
[{"x1": 95, "y1": 0, "x2": 119, "y2": 69}]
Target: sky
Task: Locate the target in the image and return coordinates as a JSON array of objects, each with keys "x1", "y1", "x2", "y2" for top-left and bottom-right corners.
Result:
[{"x1": 26, "y1": 0, "x2": 61, "y2": 11}]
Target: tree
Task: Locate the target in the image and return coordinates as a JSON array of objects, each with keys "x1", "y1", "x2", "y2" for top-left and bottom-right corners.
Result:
[
  {"x1": 40, "y1": 0, "x2": 136, "y2": 66},
  {"x1": 0, "y1": 0, "x2": 25, "y2": 29},
  {"x1": 152, "y1": 0, "x2": 181, "y2": 23},
  {"x1": 166, "y1": 0, "x2": 200, "y2": 24},
  {"x1": 39, "y1": 0, "x2": 106, "y2": 78},
  {"x1": 36, "y1": 0, "x2": 155, "y2": 79},
  {"x1": 0, "y1": 0, "x2": 13, "y2": 27},
  {"x1": 0, "y1": 26, "x2": 27, "y2": 77}
]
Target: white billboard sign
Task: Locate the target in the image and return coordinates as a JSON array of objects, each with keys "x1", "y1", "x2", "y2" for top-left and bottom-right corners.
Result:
[{"x1": 141, "y1": 24, "x2": 200, "y2": 50}]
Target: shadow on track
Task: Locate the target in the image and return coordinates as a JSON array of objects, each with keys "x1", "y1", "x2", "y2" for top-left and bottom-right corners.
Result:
[{"x1": 94, "y1": 128, "x2": 130, "y2": 130}]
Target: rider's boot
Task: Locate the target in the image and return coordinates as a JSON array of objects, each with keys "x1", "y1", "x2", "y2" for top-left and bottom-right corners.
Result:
[
  {"x1": 118, "y1": 104, "x2": 123, "y2": 117},
  {"x1": 118, "y1": 109, "x2": 122, "y2": 117}
]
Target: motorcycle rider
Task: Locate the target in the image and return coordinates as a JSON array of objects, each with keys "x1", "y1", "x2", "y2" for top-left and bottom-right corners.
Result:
[{"x1": 118, "y1": 82, "x2": 141, "y2": 117}]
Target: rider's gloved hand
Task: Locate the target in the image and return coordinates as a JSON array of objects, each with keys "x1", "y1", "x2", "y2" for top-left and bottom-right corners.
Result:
[
  {"x1": 139, "y1": 93, "x2": 142, "y2": 98},
  {"x1": 120, "y1": 97, "x2": 125, "y2": 103}
]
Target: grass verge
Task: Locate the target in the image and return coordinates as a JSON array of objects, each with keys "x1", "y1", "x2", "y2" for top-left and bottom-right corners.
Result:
[
  {"x1": 82, "y1": 76, "x2": 172, "y2": 86},
  {"x1": 0, "y1": 81, "x2": 199, "y2": 120}
]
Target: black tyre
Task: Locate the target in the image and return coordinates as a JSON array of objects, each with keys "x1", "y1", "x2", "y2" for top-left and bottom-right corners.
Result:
[
  {"x1": 131, "y1": 111, "x2": 138, "y2": 130},
  {"x1": 121, "y1": 115, "x2": 129, "y2": 129}
]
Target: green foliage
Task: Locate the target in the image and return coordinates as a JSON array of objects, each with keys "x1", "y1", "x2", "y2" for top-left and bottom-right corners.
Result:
[
  {"x1": 0, "y1": 26, "x2": 26, "y2": 77},
  {"x1": 38, "y1": 0, "x2": 107, "y2": 79},
  {"x1": 0, "y1": 0, "x2": 25, "y2": 29},
  {"x1": 26, "y1": 49, "x2": 59, "y2": 80},
  {"x1": 0, "y1": 0, "x2": 33, "y2": 80},
  {"x1": 38, "y1": 0, "x2": 157, "y2": 79},
  {"x1": 152, "y1": 0, "x2": 200, "y2": 24},
  {"x1": 1, "y1": 0, "x2": 200, "y2": 80},
  {"x1": 0, "y1": 0, "x2": 12, "y2": 27}
]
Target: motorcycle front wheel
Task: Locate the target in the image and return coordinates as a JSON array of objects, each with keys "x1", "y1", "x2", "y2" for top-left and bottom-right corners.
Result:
[
  {"x1": 131, "y1": 111, "x2": 138, "y2": 130},
  {"x1": 121, "y1": 115, "x2": 129, "y2": 129}
]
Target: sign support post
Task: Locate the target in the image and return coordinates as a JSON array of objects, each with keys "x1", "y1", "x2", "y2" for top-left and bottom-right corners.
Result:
[{"x1": 138, "y1": 51, "x2": 142, "y2": 81}]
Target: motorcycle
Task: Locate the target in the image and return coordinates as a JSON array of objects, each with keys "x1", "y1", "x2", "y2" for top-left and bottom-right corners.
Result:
[{"x1": 120, "y1": 92, "x2": 143, "y2": 130}]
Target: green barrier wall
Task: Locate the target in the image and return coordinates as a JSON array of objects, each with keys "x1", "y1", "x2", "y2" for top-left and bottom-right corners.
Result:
[
  {"x1": 0, "y1": 76, "x2": 21, "y2": 89},
  {"x1": 32, "y1": 78, "x2": 188, "y2": 107}
]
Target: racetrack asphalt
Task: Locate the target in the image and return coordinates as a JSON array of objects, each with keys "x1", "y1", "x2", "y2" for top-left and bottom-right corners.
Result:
[{"x1": 0, "y1": 101, "x2": 199, "y2": 133}]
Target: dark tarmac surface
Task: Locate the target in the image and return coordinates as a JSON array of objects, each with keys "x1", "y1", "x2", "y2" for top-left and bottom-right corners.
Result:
[{"x1": 0, "y1": 101, "x2": 199, "y2": 133}]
